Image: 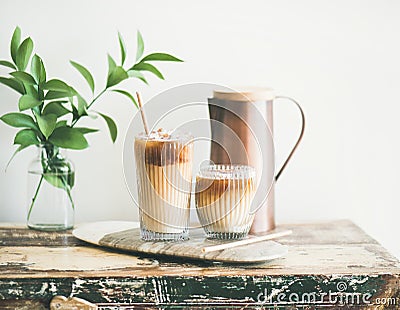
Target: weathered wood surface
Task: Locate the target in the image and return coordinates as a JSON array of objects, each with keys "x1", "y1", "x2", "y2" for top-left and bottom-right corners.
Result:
[
  {"x1": 73, "y1": 221, "x2": 288, "y2": 263},
  {"x1": 0, "y1": 224, "x2": 83, "y2": 247},
  {"x1": 0, "y1": 220, "x2": 399, "y2": 309}
]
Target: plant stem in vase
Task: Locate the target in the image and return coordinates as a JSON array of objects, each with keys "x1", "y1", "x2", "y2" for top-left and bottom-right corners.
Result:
[{"x1": 27, "y1": 144, "x2": 75, "y2": 231}]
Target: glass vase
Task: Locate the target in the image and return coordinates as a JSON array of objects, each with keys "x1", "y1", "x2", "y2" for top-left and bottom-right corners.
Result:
[{"x1": 27, "y1": 144, "x2": 75, "y2": 231}]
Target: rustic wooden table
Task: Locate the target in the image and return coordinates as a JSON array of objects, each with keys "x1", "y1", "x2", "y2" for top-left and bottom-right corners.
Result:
[{"x1": 0, "y1": 220, "x2": 399, "y2": 309}]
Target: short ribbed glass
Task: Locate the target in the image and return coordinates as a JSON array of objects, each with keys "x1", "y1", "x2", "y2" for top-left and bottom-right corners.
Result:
[
  {"x1": 195, "y1": 164, "x2": 256, "y2": 239},
  {"x1": 134, "y1": 132, "x2": 193, "y2": 241}
]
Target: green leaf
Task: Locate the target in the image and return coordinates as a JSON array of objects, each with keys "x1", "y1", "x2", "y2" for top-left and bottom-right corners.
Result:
[
  {"x1": 68, "y1": 171, "x2": 75, "y2": 189},
  {"x1": 43, "y1": 157, "x2": 74, "y2": 189},
  {"x1": 98, "y1": 112, "x2": 117, "y2": 142},
  {"x1": 132, "y1": 62, "x2": 164, "y2": 79},
  {"x1": 43, "y1": 79, "x2": 72, "y2": 93},
  {"x1": 55, "y1": 120, "x2": 68, "y2": 128},
  {"x1": 43, "y1": 101, "x2": 70, "y2": 117},
  {"x1": 106, "y1": 54, "x2": 123, "y2": 87},
  {"x1": 10, "y1": 26, "x2": 21, "y2": 64},
  {"x1": 31, "y1": 54, "x2": 46, "y2": 84},
  {"x1": 77, "y1": 94, "x2": 88, "y2": 116},
  {"x1": 0, "y1": 60, "x2": 16, "y2": 70},
  {"x1": 0, "y1": 77, "x2": 25, "y2": 94},
  {"x1": 43, "y1": 174, "x2": 66, "y2": 190},
  {"x1": 71, "y1": 103, "x2": 79, "y2": 121},
  {"x1": 16, "y1": 37, "x2": 34, "y2": 71},
  {"x1": 49, "y1": 127, "x2": 89, "y2": 150},
  {"x1": 10, "y1": 71, "x2": 36, "y2": 85},
  {"x1": 136, "y1": 30, "x2": 144, "y2": 61},
  {"x1": 36, "y1": 113, "x2": 57, "y2": 139},
  {"x1": 106, "y1": 66, "x2": 128, "y2": 88},
  {"x1": 44, "y1": 90, "x2": 71, "y2": 100},
  {"x1": 127, "y1": 70, "x2": 148, "y2": 84},
  {"x1": 118, "y1": 32, "x2": 126, "y2": 66},
  {"x1": 141, "y1": 52, "x2": 183, "y2": 62},
  {"x1": 112, "y1": 89, "x2": 138, "y2": 108},
  {"x1": 5, "y1": 144, "x2": 28, "y2": 171},
  {"x1": 18, "y1": 95, "x2": 41, "y2": 111},
  {"x1": 14, "y1": 129, "x2": 39, "y2": 146},
  {"x1": 0, "y1": 112, "x2": 38, "y2": 130},
  {"x1": 108, "y1": 54, "x2": 116, "y2": 72},
  {"x1": 43, "y1": 170, "x2": 75, "y2": 191},
  {"x1": 25, "y1": 84, "x2": 39, "y2": 99},
  {"x1": 76, "y1": 127, "x2": 99, "y2": 134},
  {"x1": 70, "y1": 60, "x2": 95, "y2": 94}
]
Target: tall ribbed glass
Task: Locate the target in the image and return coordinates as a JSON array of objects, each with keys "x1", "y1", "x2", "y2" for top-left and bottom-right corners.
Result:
[
  {"x1": 195, "y1": 164, "x2": 256, "y2": 239},
  {"x1": 134, "y1": 132, "x2": 193, "y2": 241}
]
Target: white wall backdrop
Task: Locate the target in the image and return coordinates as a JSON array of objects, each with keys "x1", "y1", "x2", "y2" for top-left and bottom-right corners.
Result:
[{"x1": 0, "y1": 0, "x2": 399, "y2": 258}]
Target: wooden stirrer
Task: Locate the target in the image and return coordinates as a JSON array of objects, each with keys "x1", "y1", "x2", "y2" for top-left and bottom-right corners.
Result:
[{"x1": 136, "y1": 92, "x2": 149, "y2": 135}]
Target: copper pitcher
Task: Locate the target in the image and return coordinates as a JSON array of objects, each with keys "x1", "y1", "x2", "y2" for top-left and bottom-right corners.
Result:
[{"x1": 208, "y1": 88, "x2": 305, "y2": 233}]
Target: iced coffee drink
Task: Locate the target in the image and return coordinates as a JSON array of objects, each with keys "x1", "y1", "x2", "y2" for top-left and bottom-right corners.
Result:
[
  {"x1": 195, "y1": 164, "x2": 256, "y2": 239},
  {"x1": 134, "y1": 129, "x2": 193, "y2": 241}
]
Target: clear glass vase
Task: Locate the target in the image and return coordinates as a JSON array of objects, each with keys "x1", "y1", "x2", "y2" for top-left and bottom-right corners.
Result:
[{"x1": 27, "y1": 144, "x2": 75, "y2": 231}]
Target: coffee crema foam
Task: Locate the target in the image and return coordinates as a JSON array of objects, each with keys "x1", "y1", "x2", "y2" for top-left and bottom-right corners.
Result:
[{"x1": 136, "y1": 129, "x2": 192, "y2": 166}]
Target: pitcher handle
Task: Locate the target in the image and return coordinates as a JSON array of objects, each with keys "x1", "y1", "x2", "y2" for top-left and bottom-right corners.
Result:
[{"x1": 274, "y1": 96, "x2": 305, "y2": 181}]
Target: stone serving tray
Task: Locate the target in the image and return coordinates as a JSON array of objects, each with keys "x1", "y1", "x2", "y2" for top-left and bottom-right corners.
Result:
[{"x1": 72, "y1": 221, "x2": 288, "y2": 264}]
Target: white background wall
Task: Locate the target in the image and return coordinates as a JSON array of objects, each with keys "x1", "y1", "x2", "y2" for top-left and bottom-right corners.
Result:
[{"x1": 0, "y1": 1, "x2": 399, "y2": 258}]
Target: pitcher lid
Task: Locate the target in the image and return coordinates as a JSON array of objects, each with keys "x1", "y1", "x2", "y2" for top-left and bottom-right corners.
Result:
[{"x1": 213, "y1": 87, "x2": 275, "y2": 102}]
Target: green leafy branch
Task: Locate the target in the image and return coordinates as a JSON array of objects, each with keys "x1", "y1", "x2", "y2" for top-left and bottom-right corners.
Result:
[{"x1": 0, "y1": 27, "x2": 183, "y2": 161}]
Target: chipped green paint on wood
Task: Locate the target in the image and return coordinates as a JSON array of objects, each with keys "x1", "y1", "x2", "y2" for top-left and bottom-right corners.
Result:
[{"x1": 0, "y1": 275, "x2": 398, "y2": 307}]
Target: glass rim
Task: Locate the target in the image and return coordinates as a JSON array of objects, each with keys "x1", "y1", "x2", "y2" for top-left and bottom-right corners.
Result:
[{"x1": 197, "y1": 164, "x2": 256, "y2": 180}]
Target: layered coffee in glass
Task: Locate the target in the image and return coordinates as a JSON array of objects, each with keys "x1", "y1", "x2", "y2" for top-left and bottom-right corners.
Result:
[
  {"x1": 195, "y1": 164, "x2": 256, "y2": 239},
  {"x1": 134, "y1": 129, "x2": 193, "y2": 241}
]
